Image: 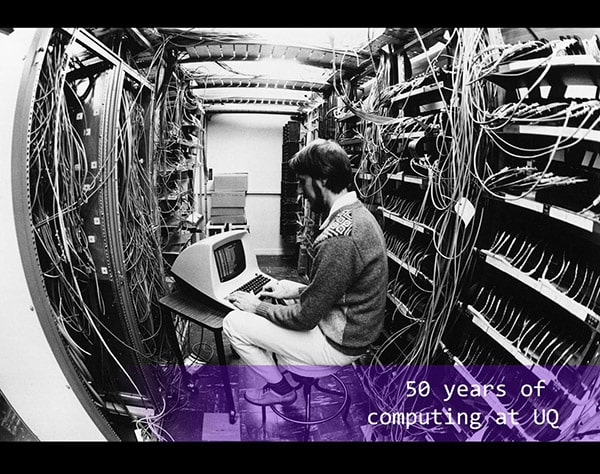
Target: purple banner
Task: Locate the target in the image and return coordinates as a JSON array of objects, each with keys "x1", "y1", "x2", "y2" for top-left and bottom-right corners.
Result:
[{"x1": 145, "y1": 364, "x2": 600, "y2": 442}]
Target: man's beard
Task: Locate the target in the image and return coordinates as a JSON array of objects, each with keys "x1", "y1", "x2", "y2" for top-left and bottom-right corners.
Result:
[{"x1": 309, "y1": 183, "x2": 327, "y2": 214}]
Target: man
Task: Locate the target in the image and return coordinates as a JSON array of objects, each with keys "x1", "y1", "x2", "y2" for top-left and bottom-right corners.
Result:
[{"x1": 222, "y1": 138, "x2": 388, "y2": 406}]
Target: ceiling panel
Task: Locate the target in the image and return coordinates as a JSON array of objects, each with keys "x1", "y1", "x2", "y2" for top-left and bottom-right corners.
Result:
[
  {"x1": 196, "y1": 87, "x2": 312, "y2": 100},
  {"x1": 135, "y1": 27, "x2": 441, "y2": 115},
  {"x1": 206, "y1": 44, "x2": 223, "y2": 59},
  {"x1": 247, "y1": 43, "x2": 261, "y2": 58},
  {"x1": 190, "y1": 76, "x2": 330, "y2": 93}
]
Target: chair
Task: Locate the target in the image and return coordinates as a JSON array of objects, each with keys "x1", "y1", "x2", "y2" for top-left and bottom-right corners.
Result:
[{"x1": 256, "y1": 367, "x2": 351, "y2": 441}]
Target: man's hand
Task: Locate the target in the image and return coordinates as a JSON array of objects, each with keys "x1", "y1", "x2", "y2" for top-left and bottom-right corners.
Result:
[
  {"x1": 258, "y1": 280, "x2": 289, "y2": 300},
  {"x1": 259, "y1": 279, "x2": 307, "y2": 300},
  {"x1": 226, "y1": 291, "x2": 262, "y2": 313}
]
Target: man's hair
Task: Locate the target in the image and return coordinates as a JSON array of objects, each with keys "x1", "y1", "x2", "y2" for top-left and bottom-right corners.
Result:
[{"x1": 288, "y1": 139, "x2": 353, "y2": 193}]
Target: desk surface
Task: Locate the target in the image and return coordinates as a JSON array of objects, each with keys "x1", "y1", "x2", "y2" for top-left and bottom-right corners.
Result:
[{"x1": 160, "y1": 291, "x2": 229, "y2": 330}]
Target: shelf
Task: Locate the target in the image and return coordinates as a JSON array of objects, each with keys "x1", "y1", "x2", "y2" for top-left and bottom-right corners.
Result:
[
  {"x1": 339, "y1": 138, "x2": 363, "y2": 147},
  {"x1": 478, "y1": 249, "x2": 600, "y2": 332},
  {"x1": 389, "y1": 130, "x2": 431, "y2": 140},
  {"x1": 386, "y1": 250, "x2": 432, "y2": 285},
  {"x1": 386, "y1": 292, "x2": 415, "y2": 320},
  {"x1": 499, "y1": 124, "x2": 600, "y2": 146},
  {"x1": 352, "y1": 168, "x2": 374, "y2": 180},
  {"x1": 388, "y1": 171, "x2": 428, "y2": 186},
  {"x1": 495, "y1": 193, "x2": 600, "y2": 234},
  {"x1": 419, "y1": 101, "x2": 446, "y2": 114},
  {"x1": 497, "y1": 54, "x2": 600, "y2": 75},
  {"x1": 438, "y1": 342, "x2": 532, "y2": 440},
  {"x1": 465, "y1": 305, "x2": 585, "y2": 404},
  {"x1": 391, "y1": 81, "x2": 447, "y2": 104},
  {"x1": 378, "y1": 206, "x2": 433, "y2": 234},
  {"x1": 487, "y1": 55, "x2": 600, "y2": 91}
]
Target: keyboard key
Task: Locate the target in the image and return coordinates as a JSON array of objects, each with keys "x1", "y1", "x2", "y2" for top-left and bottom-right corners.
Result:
[{"x1": 233, "y1": 275, "x2": 271, "y2": 294}]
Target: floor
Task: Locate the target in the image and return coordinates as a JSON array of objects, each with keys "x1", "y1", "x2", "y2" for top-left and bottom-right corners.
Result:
[
  {"x1": 160, "y1": 255, "x2": 373, "y2": 442},
  {"x1": 161, "y1": 361, "x2": 370, "y2": 442},
  {"x1": 0, "y1": 255, "x2": 373, "y2": 442}
]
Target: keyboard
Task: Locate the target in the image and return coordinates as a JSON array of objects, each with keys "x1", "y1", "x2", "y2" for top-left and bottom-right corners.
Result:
[{"x1": 233, "y1": 274, "x2": 272, "y2": 295}]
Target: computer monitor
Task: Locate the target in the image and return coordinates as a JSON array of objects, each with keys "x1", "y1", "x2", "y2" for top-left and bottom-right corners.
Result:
[{"x1": 171, "y1": 230, "x2": 274, "y2": 310}]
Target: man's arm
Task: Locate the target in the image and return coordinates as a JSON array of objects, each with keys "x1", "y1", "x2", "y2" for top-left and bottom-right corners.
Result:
[{"x1": 254, "y1": 237, "x2": 361, "y2": 330}]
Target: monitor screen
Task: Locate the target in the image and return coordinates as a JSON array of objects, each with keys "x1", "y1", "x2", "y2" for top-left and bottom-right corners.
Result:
[{"x1": 214, "y1": 239, "x2": 246, "y2": 282}]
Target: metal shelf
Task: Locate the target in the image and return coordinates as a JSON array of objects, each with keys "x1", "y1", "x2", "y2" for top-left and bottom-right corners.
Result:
[
  {"x1": 386, "y1": 292, "x2": 415, "y2": 320},
  {"x1": 339, "y1": 138, "x2": 363, "y2": 146},
  {"x1": 378, "y1": 206, "x2": 433, "y2": 234},
  {"x1": 387, "y1": 250, "x2": 432, "y2": 286},
  {"x1": 478, "y1": 249, "x2": 600, "y2": 332},
  {"x1": 391, "y1": 81, "x2": 447, "y2": 104},
  {"x1": 388, "y1": 171, "x2": 428, "y2": 186},
  {"x1": 438, "y1": 342, "x2": 533, "y2": 441},
  {"x1": 465, "y1": 305, "x2": 586, "y2": 404},
  {"x1": 389, "y1": 130, "x2": 431, "y2": 140},
  {"x1": 499, "y1": 124, "x2": 600, "y2": 146},
  {"x1": 494, "y1": 193, "x2": 600, "y2": 235},
  {"x1": 498, "y1": 55, "x2": 600, "y2": 74},
  {"x1": 487, "y1": 54, "x2": 600, "y2": 90}
]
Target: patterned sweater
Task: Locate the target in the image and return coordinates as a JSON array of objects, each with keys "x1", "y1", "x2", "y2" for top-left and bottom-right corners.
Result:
[{"x1": 255, "y1": 200, "x2": 388, "y2": 356}]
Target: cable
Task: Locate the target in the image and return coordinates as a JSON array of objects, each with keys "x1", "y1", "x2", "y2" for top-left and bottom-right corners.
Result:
[{"x1": 26, "y1": 29, "x2": 186, "y2": 439}]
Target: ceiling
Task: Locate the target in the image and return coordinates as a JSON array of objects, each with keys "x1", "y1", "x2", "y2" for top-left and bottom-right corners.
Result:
[{"x1": 109, "y1": 27, "x2": 445, "y2": 116}]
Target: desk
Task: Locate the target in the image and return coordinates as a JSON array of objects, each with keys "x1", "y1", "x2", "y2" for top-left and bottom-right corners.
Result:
[{"x1": 159, "y1": 290, "x2": 236, "y2": 424}]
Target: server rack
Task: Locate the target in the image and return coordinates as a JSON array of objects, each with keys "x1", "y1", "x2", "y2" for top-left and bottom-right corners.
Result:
[
  {"x1": 11, "y1": 28, "x2": 181, "y2": 440},
  {"x1": 327, "y1": 27, "x2": 600, "y2": 442}
]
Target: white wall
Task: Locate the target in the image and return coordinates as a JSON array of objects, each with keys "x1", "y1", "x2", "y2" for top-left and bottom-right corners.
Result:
[{"x1": 206, "y1": 113, "x2": 296, "y2": 255}]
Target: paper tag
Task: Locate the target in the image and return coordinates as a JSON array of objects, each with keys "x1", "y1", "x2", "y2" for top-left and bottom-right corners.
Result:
[{"x1": 454, "y1": 197, "x2": 475, "y2": 226}]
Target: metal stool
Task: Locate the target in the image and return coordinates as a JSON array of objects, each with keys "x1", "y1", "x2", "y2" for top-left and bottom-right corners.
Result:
[{"x1": 260, "y1": 369, "x2": 351, "y2": 441}]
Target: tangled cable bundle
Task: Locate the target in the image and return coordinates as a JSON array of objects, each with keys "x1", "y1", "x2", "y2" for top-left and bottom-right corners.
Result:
[
  {"x1": 25, "y1": 29, "x2": 191, "y2": 441},
  {"x1": 342, "y1": 28, "x2": 600, "y2": 441}
]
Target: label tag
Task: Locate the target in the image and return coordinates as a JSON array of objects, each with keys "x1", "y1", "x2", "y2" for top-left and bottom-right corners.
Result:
[{"x1": 454, "y1": 197, "x2": 475, "y2": 226}]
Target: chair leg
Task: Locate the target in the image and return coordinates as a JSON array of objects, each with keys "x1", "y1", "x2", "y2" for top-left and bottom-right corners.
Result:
[
  {"x1": 314, "y1": 375, "x2": 350, "y2": 424},
  {"x1": 342, "y1": 394, "x2": 351, "y2": 424},
  {"x1": 314, "y1": 380, "x2": 344, "y2": 397},
  {"x1": 261, "y1": 406, "x2": 267, "y2": 440},
  {"x1": 270, "y1": 374, "x2": 350, "y2": 441},
  {"x1": 304, "y1": 382, "x2": 312, "y2": 442}
]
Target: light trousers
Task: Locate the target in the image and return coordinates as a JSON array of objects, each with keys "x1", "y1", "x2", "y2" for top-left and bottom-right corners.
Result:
[{"x1": 222, "y1": 309, "x2": 359, "y2": 384}]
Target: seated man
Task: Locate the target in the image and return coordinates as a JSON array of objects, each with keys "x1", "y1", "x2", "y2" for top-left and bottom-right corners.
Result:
[{"x1": 223, "y1": 138, "x2": 388, "y2": 405}]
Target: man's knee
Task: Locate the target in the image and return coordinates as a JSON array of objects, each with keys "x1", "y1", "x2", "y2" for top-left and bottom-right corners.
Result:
[{"x1": 222, "y1": 310, "x2": 247, "y2": 340}]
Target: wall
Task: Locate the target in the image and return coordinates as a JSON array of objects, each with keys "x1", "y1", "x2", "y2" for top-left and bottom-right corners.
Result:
[{"x1": 206, "y1": 113, "x2": 296, "y2": 255}]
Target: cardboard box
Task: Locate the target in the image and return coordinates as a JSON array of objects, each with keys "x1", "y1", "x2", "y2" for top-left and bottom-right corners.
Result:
[
  {"x1": 211, "y1": 191, "x2": 246, "y2": 208},
  {"x1": 214, "y1": 173, "x2": 248, "y2": 192},
  {"x1": 210, "y1": 207, "x2": 245, "y2": 216},
  {"x1": 210, "y1": 214, "x2": 247, "y2": 225}
]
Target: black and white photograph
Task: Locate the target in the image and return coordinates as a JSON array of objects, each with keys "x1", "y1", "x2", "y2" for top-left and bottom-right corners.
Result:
[{"x1": 1, "y1": 26, "x2": 600, "y2": 444}]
